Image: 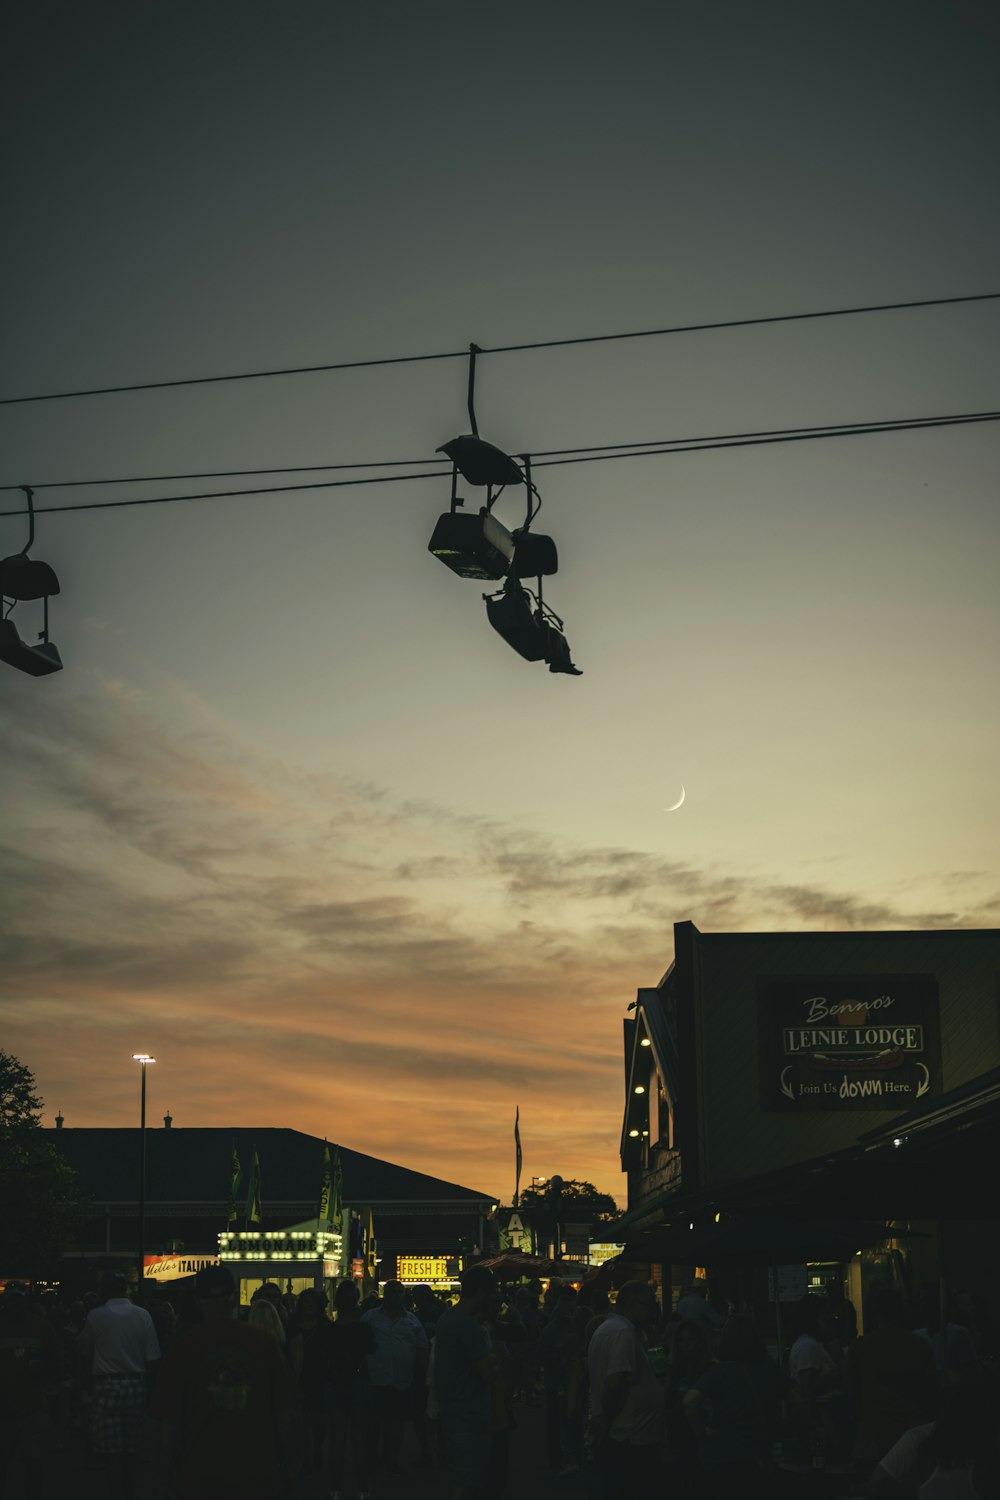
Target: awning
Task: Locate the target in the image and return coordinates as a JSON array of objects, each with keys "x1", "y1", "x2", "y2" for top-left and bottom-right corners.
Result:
[{"x1": 619, "y1": 1214, "x2": 895, "y2": 1268}]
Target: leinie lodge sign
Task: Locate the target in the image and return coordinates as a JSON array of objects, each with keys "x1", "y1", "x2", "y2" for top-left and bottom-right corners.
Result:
[{"x1": 758, "y1": 975, "x2": 940, "y2": 1110}]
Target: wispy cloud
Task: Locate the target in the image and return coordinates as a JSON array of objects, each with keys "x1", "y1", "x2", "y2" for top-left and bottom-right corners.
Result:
[{"x1": 1, "y1": 672, "x2": 995, "y2": 1198}]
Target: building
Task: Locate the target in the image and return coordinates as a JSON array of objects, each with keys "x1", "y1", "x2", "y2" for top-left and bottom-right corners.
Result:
[
  {"x1": 618, "y1": 921, "x2": 1000, "y2": 1318},
  {"x1": 46, "y1": 1124, "x2": 496, "y2": 1300}
]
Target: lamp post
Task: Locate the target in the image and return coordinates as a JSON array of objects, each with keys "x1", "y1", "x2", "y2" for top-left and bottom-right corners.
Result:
[{"x1": 132, "y1": 1054, "x2": 156, "y2": 1293}]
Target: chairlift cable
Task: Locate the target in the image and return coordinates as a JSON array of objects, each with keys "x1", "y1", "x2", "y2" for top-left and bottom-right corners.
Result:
[
  {"x1": 0, "y1": 291, "x2": 997, "y2": 407},
  {"x1": 0, "y1": 409, "x2": 996, "y2": 520},
  {"x1": 2, "y1": 408, "x2": 996, "y2": 497}
]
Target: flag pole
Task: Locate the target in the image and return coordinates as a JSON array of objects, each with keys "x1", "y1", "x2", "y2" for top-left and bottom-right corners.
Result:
[{"x1": 514, "y1": 1106, "x2": 522, "y2": 1209}]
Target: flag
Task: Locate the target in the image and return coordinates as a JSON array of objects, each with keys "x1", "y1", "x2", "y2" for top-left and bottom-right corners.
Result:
[
  {"x1": 318, "y1": 1141, "x2": 332, "y2": 1223},
  {"x1": 227, "y1": 1137, "x2": 242, "y2": 1225},
  {"x1": 332, "y1": 1148, "x2": 343, "y2": 1225},
  {"x1": 514, "y1": 1106, "x2": 523, "y2": 1208},
  {"x1": 365, "y1": 1207, "x2": 377, "y2": 1283},
  {"x1": 245, "y1": 1149, "x2": 262, "y2": 1227}
]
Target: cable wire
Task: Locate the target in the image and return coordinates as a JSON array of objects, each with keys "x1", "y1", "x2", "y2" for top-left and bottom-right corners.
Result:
[
  {"x1": 0, "y1": 456, "x2": 443, "y2": 492},
  {"x1": 1, "y1": 409, "x2": 995, "y2": 520},
  {"x1": 2, "y1": 407, "x2": 995, "y2": 494},
  {"x1": 1, "y1": 291, "x2": 997, "y2": 407}
]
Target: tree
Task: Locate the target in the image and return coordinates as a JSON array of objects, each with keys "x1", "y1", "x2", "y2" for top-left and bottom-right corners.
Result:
[
  {"x1": 0, "y1": 1050, "x2": 89, "y2": 1274},
  {"x1": 518, "y1": 1178, "x2": 620, "y2": 1226},
  {"x1": 0, "y1": 1050, "x2": 43, "y2": 1133}
]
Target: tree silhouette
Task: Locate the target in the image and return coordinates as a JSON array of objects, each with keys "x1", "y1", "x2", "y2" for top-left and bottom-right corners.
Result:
[
  {"x1": 518, "y1": 1178, "x2": 619, "y2": 1225},
  {"x1": 0, "y1": 1051, "x2": 88, "y2": 1273}
]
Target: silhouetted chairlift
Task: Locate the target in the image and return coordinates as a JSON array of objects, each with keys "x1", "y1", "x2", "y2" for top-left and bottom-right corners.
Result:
[
  {"x1": 0, "y1": 486, "x2": 63, "y2": 676},
  {"x1": 428, "y1": 352, "x2": 580, "y2": 674}
]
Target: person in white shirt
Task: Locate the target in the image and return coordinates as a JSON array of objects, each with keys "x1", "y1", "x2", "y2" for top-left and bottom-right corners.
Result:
[
  {"x1": 788, "y1": 1295, "x2": 840, "y2": 1399},
  {"x1": 587, "y1": 1280, "x2": 665, "y2": 1492},
  {"x1": 78, "y1": 1271, "x2": 160, "y2": 1500},
  {"x1": 361, "y1": 1281, "x2": 428, "y2": 1474}
]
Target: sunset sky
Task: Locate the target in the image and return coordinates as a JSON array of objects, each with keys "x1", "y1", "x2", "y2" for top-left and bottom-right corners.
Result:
[{"x1": 1, "y1": 1, "x2": 997, "y2": 1204}]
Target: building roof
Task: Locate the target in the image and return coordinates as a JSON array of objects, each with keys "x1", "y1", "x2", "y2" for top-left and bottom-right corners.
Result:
[
  {"x1": 44, "y1": 1127, "x2": 495, "y2": 1212},
  {"x1": 620, "y1": 981, "x2": 680, "y2": 1157}
]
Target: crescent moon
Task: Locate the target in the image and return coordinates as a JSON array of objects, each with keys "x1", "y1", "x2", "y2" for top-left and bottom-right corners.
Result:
[{"x1": 664, "y1": 785, "x2": 686, "y2": 812}]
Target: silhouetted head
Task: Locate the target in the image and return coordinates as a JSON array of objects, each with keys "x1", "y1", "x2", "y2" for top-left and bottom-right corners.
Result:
[
  {"x1": 381, "y1": 1280, "x2": 406, "y2": 1314},
  {"x1": 296, "y1": 1287, "x2": 326, "y2": 1324},
  {"x1": 615, "y1": 1281, "x2": 658, "y2": 1330},
  {"x1": 195, "y1": 1264, "x2": 237, "y2": 1320},
  {"x1": 669, "y1": 1318, "x2": 713, "y2": 1370},
  {"x1": 247, "y1": 1298, "x2": 285, "y2": 1344},
  {"x1": 334, "y1": 1280, "x2": 361, "y2": 1318},
  {"x1": 458, "y1": 1264, "x2": 495, "y2": 1314},
  {"x1": 99, "y1": 1271, "x2": 130, "y2": 1303},
  {"x1": 553, "y1": 1286, "x2": 577, "y2": 1319}
]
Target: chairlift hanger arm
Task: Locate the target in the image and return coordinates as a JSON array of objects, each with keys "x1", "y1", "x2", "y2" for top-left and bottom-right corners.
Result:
[
  {"x1": 20, "y1": 486, "x2": 34, "y2": 552},
  {"x1": 467, "y1": 344, "x2": 482, "y2": 438}
]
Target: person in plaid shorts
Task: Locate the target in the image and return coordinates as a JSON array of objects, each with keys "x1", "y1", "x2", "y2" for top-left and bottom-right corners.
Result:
[{"x1": 79, "y1": 1271, "x2": 161, "y2": 1499}]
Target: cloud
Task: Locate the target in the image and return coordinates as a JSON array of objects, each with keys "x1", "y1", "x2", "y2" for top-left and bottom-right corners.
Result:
[{"x1": 1, "y1": 671, "x2": 996, "y2": 1199}]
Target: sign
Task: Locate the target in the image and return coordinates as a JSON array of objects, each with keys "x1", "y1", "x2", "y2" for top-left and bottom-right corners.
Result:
[
  {"x1": 498, "y1": 1210, "x2": 535, "y2": 1253},
  {"x1": 144, "y1": 1254, "x2": 218, "y2": 1282},
  {"x1": 588, "y1": 1242, "x2": 625, "y2": 1266},
  {"x1": 759, "y1": 975, "x2": 940, "y2": 1111},
  {"x1": 397, "y1": 1256, "x2": 450, "y2": 1282}
]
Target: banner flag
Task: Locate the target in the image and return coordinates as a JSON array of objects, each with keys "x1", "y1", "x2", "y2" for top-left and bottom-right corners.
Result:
[
  {"x1": 514, "y1": 1106, "x2": 522, "y2": 1208},
  {"x1": 365, "y1": 1207, "x2": 377, "y2": 1283},
  {"x1": 318, "y1": 1141, "x2": 332, "y2": 1223},
  {"x1": 228, "y1": 1137, "x2": 242, "y2": 1225},
  {"x1": 332, "y1": 1148, "x2": 344, "y2": 1225},
  {"x1": 246, "y1": 1149, "x2": 262, "y2": 1227}
]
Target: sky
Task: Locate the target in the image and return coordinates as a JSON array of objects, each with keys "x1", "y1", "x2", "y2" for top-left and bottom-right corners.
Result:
[{"x1": 1, "y1": 1, "x2": 998, "y2": 1206}]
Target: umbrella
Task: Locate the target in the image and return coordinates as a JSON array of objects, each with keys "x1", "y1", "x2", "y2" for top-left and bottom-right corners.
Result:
[{"x1": 478, "y1": 1250, "x2": 569, "y2": 1278}]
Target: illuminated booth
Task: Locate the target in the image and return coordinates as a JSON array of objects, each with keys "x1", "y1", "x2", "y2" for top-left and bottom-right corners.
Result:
[{"x1": 219, "y1": 1225, "x2": 345, "y2": 1304}]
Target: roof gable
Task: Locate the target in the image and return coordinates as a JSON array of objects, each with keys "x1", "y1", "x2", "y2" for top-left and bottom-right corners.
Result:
[{"x1": 44, "y1": 1127, "x2": 494, "y2": 1208}]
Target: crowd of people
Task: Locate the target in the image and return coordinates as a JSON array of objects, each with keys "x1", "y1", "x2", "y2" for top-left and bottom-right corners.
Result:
[{"x1": 0, "y1": 1264, "x2": 998, "y2": 1500}]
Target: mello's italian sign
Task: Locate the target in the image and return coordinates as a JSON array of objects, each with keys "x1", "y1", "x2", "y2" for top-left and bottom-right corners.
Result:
[
  {"x1": 143, "y1": 1254, "x2": 219, "y2": 1281},
  {"x1": 758, "y1": 975, "x2": 940, "y2": 1110}
]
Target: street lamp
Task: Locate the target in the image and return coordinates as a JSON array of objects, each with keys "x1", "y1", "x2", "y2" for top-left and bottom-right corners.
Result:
[{"x1": 132, "y1": 1054, "x2": 156, "y2": 1292}]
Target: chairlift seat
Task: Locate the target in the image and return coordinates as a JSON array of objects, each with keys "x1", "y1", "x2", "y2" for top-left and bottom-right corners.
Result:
[
  {"x1": 436, "y1": 436, "x2": 524, "y2": 489},
  {"x1": 510, "y1": 530, "x2": 558, "y2": 579},
  {"x1": 428, "y1": 511, "x2": 513, "y2": 579},
  {"x1": 0, "y1": 554, "x2": 61, "y2": 601},
  {"x1": 485, "y1": 587, "x2": 547, "y2": 661},
  {"x1": 0, "y1": 618, "x2": 63, "y2": 676}
]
